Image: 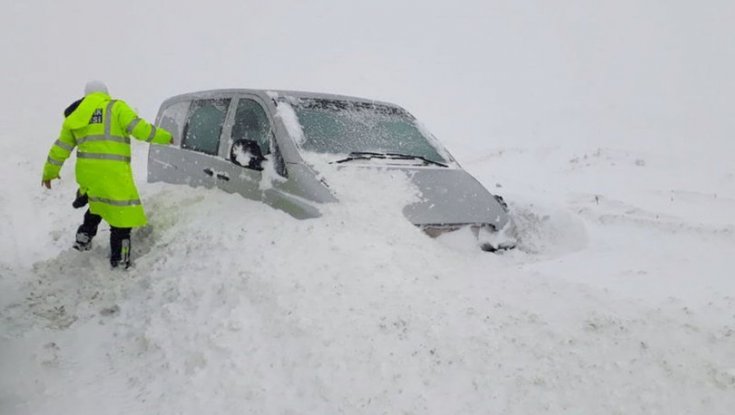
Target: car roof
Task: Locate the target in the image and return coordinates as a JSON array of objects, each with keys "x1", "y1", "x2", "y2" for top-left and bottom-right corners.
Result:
[{"x1": 160, "y1": 88, "x2": 399, "y2": 108}]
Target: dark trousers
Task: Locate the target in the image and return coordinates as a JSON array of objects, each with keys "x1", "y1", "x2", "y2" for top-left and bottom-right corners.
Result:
[{"x1": 77, "y1": 210, "x2": 131, "y2": 263}]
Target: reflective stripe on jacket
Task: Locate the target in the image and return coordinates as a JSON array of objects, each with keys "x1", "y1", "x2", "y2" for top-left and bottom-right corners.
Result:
[{"x1": 42, "y1": 92, "x2": 172, "y2": 228}]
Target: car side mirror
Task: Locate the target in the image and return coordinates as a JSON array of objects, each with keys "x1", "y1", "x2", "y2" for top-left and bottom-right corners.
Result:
[{"x1": 230, "y1": 139, "x2": 266, "y2": 171}]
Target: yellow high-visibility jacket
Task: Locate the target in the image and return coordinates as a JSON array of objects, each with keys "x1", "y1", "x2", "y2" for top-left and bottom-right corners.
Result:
[{"x1": 42, "y1": 92, "x2": 171, "y2": 228}]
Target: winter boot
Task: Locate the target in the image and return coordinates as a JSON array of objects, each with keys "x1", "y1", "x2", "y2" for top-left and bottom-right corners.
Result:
[
  {"x1": 110, "y1": 240, "x2": 131, "y2": 269},
  {"x1": 110, "y1": 227, "x2": 132, "y2": 269},
  {"x1": 73, "y1": 232, "x2": 93, "y2": 251},
  {"x1": 74, "y1": 209, "x2": 102, "y2": 251}
]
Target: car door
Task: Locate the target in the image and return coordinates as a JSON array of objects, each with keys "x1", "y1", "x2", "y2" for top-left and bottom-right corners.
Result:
[
  {"x1": 150, "y1": 97, "x2": 233, "y2": 189},
  {"x1": 217, "y1": 95, "x2": 332, "y2": 219},
  {"x1": 213, "y1": 96, "x2": 273, "y2": 201},
  {"x1": 149, "y1": 99, "x2": 191, "y2": 185}
]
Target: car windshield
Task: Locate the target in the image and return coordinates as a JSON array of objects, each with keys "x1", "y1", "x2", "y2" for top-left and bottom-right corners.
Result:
[{"x1": 288, "y1": 98, "x2": 448, "y2": 163}]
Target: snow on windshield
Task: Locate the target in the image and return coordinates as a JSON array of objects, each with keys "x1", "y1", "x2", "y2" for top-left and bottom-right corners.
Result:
[
  {"x1": 283, "y1": 98, "x2": 448, "y2": 163},
  {"x1": 413, "y1": 119, "x2": 453, "y2": 163}
]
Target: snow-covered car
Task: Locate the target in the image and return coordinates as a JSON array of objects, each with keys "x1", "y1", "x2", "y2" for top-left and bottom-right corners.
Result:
[{"x1": 149, "y1": 89, "x2": 514, "y2": 251}]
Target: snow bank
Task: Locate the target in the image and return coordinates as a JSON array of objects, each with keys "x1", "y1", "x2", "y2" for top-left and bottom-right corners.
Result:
[{"x1": 2, "y1": 138, "x2": 734, "y2": 414}]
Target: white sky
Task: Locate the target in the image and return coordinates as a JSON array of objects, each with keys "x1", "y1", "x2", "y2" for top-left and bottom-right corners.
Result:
[{"x1": 2, "y1": 0, "x2": 733, "y2": 155}]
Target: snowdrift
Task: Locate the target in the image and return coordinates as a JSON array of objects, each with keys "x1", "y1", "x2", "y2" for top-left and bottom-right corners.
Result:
[{"x1": 2, "y1": 142, "x2": 734, "y2": 414}]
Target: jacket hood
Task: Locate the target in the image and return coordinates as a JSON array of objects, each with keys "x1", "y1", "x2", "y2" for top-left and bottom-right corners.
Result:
[
  {"x1": 84, "y1": 80, "x2": 108, "y2": 95},
  {"x1": 64, "y1": 92, "x2": 111, "y2": 130}
]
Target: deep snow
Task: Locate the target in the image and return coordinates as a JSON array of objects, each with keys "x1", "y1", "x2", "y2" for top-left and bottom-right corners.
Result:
[
  {"x1": 1, "y1": 0, "x2": 735, "y2": 414},
  {"x1": 1, "y1": 138, "x2": 733, "y2": 414}
]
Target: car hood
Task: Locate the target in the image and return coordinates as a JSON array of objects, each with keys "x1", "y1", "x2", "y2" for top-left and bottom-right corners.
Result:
[{"x1": 399, "y1": 167, "x2": 510, "y2": 229}]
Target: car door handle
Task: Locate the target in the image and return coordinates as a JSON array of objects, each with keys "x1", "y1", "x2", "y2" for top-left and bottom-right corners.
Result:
[{"x1": 203, "y1": 168, "x2": 229, "y2": 181}]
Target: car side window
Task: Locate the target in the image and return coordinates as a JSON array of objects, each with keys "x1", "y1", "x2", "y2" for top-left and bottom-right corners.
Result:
[
  {"x1": 231, "y1": 99, "x2": 271, "y2": 156},
  {"x1": 182, "y1": 98, "x2": 231, "y2": 156},
  {"x1": 157, "y1": 101, "x2": 190, "y2": 144}
]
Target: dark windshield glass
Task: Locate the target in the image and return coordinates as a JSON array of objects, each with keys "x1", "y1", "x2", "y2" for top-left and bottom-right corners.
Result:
[{"x1": 289, "y1": 98, "x2": 447, "y2": 163}]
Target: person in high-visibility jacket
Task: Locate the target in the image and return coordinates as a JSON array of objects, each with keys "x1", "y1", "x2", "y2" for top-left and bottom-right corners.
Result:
[{"x1": 41, "y1": 81, "x2": 173, "y2": 269}]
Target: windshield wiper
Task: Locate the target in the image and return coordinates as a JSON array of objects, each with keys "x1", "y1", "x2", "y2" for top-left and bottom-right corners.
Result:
[
  {"x1": 383, "y1": 152, "x2": 448, "y2": 167},
  {"x1": 332, "y1": 152, "x2": 388, "y2": 164},
  {"x1": 333, "y1": 152, "x2": 448, "y2": 167}
]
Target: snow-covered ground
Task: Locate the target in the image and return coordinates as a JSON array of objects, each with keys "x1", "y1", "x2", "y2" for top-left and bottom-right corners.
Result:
[
  {"x1": 2, "y1": 137, "x2": 733, "y2": 414},
  {"x1": 1, "y1": 1, "x2": 734, "y2": 414}
]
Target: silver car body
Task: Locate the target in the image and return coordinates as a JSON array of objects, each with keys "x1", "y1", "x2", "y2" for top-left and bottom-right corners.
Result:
[{"x1": 148, "y1": 89, "x2": 510, "y2": 236}]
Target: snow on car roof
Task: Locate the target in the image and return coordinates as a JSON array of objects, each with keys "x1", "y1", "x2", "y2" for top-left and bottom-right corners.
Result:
[{"x1": 161, "y1": 88, "x2": 398, "y2": 109}]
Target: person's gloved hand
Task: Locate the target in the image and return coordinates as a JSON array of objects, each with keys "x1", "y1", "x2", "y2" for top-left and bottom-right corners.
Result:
[
  {"x1": 72, "y1": 190, "x2": 88, "y2": 209},
  {"x1": 41, "y1": 178, "x2": 57, "y2": 189}
]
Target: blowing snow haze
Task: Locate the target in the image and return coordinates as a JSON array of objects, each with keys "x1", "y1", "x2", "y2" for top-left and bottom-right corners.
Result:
[
  {"x1": 1, "y1": 0, "x2": 734, "y2": 154},
  {"x1": 1, "y1": 1, "x2": 734, "y2": 414}
]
